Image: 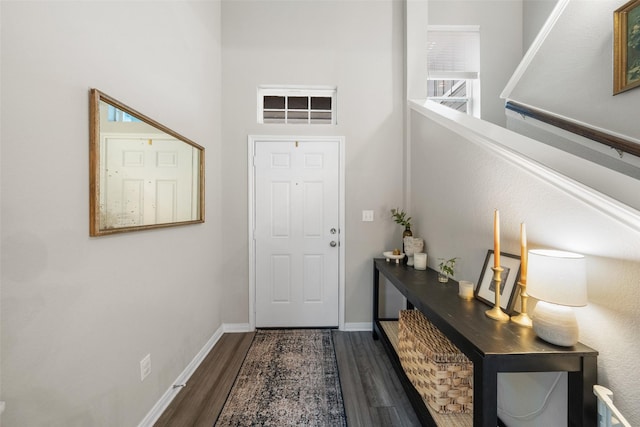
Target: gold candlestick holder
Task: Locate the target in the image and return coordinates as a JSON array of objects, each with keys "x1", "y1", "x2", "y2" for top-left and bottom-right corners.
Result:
[
  {"x1": 510, "y1": 281, "x2": 533, "y2": 327},
  {"x1": 485, "y1": 266, "x2": 510, "y2": 321}
]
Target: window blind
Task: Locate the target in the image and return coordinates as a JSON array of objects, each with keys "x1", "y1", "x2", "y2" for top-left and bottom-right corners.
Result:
[{"x1": 427, "y1": 26, "x2": 480, "y2": 79}]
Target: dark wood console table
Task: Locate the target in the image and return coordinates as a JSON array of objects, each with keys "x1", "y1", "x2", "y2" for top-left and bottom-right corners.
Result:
[{"x1": 372, "y1": 258, "x2": 598, "y2": 427}]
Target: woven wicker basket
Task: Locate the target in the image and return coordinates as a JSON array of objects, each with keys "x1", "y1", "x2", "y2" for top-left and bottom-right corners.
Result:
[{"x1": 398, "y1": 310, "x2": 473, "y2": 414}]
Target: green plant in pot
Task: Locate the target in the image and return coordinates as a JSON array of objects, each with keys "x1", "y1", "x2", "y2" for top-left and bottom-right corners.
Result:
[
  {"x1": 391, "y1": 208, "x2": 412, "y2": 260},
  {"x1": 438, "y1": 257, "x2": 458, "y2": 283},
  {"x1": 390, "y1": 208, "x2": 412, "y2": 236}
]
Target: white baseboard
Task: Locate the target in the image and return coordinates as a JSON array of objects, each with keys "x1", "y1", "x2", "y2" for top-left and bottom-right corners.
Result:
[
  {"x1": 137, "y1": 326, "x2": 224, "y2": 427},
  {"x1": 223, "y1": 322, "x2": 253, "y2": 333},
  {"x1": 137, "y1": 323, "x2": 254, "y2": 426},
  {"x1": 343, "y1": 322, "x2": 372, "y2": 331}
]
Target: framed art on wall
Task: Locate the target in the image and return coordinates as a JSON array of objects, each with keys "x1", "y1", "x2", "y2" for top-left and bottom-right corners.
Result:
[
  {"x1": 475, "y1": 250, "x2": 521, "y2": 314},
  {"x1": 614, "y1": 0, "x2": 640, "y2": 94}
]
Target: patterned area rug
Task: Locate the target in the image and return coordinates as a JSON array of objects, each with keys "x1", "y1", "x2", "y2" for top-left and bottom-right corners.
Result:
[{"x1": 215, "y1": 329, "x2": 347, "y2": 426}]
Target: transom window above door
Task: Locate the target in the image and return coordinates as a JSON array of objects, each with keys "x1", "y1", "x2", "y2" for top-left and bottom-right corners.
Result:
[{"x1": 257, "y1": 86, "x2": 337, "y2": 125}]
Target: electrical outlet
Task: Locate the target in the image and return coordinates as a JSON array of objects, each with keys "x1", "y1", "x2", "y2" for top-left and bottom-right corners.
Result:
[
  {"x1": 362, "y1": 210, "x2": 374, "y2": 222},
  {"x1": 140, "y1": 354, "x2": 151, "y2": 381}
]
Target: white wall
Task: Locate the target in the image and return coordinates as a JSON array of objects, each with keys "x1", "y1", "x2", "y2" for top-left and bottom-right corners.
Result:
[
  {"x1": 0, "y1": 2, "x2": 223, "y2": 426},
  {"x1": 493, "y1": 2, "x2": 640, "y2": 422},
  {"x1": 508, "y1": 0, "x2": 639, "y2": 140},
  {"x1": 220, "y1": 0, "x2": 406, "y2": 326},
  {"x1": 413, "y1": 1, "x2": 640, "y2": 424},
  {"x1": 504, "y1": 0, "x2": 640, "y2": 212},
  {"x1": 410, "y1": 101, "x2": 640, "y2": 426},
  {"x1": 428, "y1": 0, "x2": 523, "y2": 127},
  {"x1": 523, "y1": 0, "x2": 558, "y2": 51}
]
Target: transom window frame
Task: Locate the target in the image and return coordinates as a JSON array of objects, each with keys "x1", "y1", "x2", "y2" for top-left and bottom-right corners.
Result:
[{"x1": 257, "y1": 85, "x2": 337, "y2": 125}]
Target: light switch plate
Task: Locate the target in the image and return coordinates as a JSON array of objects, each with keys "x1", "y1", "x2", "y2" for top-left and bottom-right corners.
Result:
[{"x1": 362, "y1": 210, "x2": 374, "y2": 222}]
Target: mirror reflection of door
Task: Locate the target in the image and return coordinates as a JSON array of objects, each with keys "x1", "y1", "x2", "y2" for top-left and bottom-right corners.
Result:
[{"x1": 101, "y1": 135, "x2": 198, "y2": 229}]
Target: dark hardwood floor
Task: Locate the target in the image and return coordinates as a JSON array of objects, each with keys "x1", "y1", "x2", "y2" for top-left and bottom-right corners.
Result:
[
  {"x1": 333, "y1": 331, "x2": 420, "y2": 426},
  {"x1": 154, "y1": 330, "x2": 419, "y2": 427},
  {"x1": 154, "y1": 332, "x2": 255, "y2": 427}
]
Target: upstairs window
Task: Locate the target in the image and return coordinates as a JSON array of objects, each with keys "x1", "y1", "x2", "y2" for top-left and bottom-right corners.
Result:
[
  {"x1": 107, "y1": 105, "x2": 141, "y2": 122},
  {"x1": 427, "y1": 79, "x2": 470, "y2": 113},
  {"x1": 427, "y1": 26, "x2": 480, "y2": 117},
  {"x1": 258, "y1": 86, "x2": 337, "y2": 125}
]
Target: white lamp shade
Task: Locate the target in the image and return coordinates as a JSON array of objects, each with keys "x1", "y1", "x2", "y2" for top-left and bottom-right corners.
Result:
[{"x1": 527, "y1": 249, "x2": 587, "y2": 307}]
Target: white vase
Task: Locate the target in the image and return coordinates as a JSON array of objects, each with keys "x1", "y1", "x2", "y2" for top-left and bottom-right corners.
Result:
[{"x1": 403, "y1": 237, "x2": 424, "y2": 266}]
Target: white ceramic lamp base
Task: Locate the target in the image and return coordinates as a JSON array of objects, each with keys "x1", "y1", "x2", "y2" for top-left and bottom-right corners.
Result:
[{"x1": 532, "y1": 301, "x2": 579, "y2": 347}]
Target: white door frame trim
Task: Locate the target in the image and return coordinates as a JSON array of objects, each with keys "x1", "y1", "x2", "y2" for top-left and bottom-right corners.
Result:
[{"x1": 248, "y1": 135, "x2": 346, "y2": 330}]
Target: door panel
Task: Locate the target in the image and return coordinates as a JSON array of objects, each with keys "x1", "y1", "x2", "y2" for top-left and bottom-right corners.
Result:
[
  {"x1": 303, "y1": 254, "x2": 323, "y2": 302},
  {"x1": 271, "y1": 255, "x2": 291, "y2": 302}
]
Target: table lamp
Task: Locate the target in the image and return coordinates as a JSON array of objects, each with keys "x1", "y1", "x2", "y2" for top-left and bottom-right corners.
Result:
[{"x1": 526, "y1": 249, "x2": 587, "y2": 347}]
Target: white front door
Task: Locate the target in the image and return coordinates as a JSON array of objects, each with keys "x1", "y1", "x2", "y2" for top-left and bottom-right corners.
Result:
[{"x1": 254, "y1": 139, "x2": 340, "y2": 327}]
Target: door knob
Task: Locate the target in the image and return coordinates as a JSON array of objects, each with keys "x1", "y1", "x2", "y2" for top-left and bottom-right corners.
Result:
[
  {"x1": 330, "y1": 241, "x2": 337, "y2": 247},
  {"x1": 330, "y1": 228, "x2": 337, "y2": 234}
]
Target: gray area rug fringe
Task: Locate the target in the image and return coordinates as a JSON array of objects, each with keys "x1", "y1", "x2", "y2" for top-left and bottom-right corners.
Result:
[{"x1": 214, "y1": 329, "x2": 347, "y2": 426}]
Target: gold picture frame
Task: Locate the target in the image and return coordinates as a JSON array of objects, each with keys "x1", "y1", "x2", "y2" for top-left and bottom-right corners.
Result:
[
  {"x1": 89, "y1": 89, "x2": 205, "y2": 236},
  {"x1": 614, "y1": 0, "x2": 640, "y2": 94}
]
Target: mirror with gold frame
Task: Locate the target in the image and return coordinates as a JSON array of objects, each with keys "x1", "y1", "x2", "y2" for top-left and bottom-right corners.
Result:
[{"x1": 89, "y1": 89, "x2": 204, "y2": 236}]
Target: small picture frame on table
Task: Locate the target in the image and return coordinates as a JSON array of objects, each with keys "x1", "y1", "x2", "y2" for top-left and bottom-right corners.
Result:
[{"x1": 475, "y1": 250, "x2": 521, "y2": 315}]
